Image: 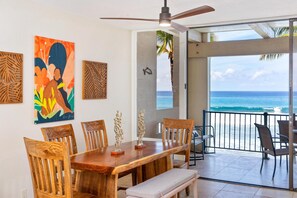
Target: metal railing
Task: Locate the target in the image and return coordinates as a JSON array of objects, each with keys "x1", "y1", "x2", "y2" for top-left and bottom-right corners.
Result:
[{"x1": 202, "y1": 110, "x2": 290, "y2": 152}]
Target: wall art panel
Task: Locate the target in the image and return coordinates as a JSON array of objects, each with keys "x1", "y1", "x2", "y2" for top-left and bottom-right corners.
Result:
[
  {"x1": 34, "y1": 36, "x2": 75, "y2": 124},
  {"x1": 82, "y1": 60, "x2": 107, "y2": 99}
]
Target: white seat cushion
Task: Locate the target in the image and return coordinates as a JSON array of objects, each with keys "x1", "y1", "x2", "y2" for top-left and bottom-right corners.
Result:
[{"x1": 126, "y1": 168, "x2": 198, "y2": 198}]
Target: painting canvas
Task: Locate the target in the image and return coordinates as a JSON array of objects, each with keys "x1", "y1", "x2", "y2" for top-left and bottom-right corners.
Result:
[
  {"x1": 34, "y1": 36, "x2": 75, "y2": 124},
  {"x1": 0, "y1": 51, "x2": 23, "y2": 104},
  {"x1": 82, "y1": 60, "x2": 107, "y2": 99}
]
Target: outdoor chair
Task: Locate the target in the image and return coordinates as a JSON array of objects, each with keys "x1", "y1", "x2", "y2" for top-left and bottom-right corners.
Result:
[
  {"x1": 254, "y1": 123, "x2": 289, "y2": 179},
  {"x1": 277, "y1": 120, "x2": 297, "y2": 163},
  {"x1": 277, "y1": 120, "x2": 297, "y2": 147},
  {"x1": 24, "y1": 137, "x2": 97, "y2": 198},
  {"x1": 190, "y1": 125, "x2": 216, "y2": 165}
]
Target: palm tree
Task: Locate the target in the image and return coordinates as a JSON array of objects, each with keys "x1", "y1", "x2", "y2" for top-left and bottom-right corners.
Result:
[
  {"x1": 260, "y1": 26, "x2": 297, "y2": 60},
  {"x1": 157, "y1": 30, "x2": 174, "y2": 89}
]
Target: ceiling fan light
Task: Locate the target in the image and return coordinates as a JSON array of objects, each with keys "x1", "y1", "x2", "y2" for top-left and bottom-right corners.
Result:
[{"x1": 159, "y1": 19, "x2": 171, "y2": 27}]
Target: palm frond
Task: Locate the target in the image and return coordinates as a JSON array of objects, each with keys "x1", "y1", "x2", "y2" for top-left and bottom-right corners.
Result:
[{"x1": 260, "y1": 53, "x2": 284, "y2": 61}]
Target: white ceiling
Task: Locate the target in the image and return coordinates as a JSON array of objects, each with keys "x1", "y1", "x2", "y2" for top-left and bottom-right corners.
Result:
[{"x1": 32, "y1": 0, "x2": 297, "y2": 31}]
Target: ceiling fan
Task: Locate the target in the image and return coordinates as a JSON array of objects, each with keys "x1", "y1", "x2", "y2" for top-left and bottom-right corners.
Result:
[{"x1": 100, "y1": 0, "x2": 215, "y2": 32}]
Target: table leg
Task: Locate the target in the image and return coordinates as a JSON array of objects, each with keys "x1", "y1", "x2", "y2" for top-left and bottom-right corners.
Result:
[
  {"x1": 137, "y1": 166, "x2": 143, "y2": 184},
  {"x1": 76, "y1": 171, "x2": 118, "y2": 198},
  {"x1": 142, "y1": 156, "x2": 173, "y2": 181}
]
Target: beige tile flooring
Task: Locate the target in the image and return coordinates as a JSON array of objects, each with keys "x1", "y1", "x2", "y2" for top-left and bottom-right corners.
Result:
[
  {"x1": 191, "y1": 149, "x2": 297, "y2": 189},
  {"x1": 117, "y1": 149, "x2": 297, "y2": 198},
  {"x1": 117, "y1": 175, "x2": 297, "y2": 198}
]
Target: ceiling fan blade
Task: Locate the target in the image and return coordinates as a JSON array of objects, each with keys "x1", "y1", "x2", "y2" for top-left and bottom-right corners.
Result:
[
  {"x1": 171, "y1": 5, "x2": 215, "y2": 20},
  {"x1": 171, "y1": 22, "x2": 189, "y2": 33},
  {"x1": 100, "y1": 17, "x2": 158, "y2": 22}
]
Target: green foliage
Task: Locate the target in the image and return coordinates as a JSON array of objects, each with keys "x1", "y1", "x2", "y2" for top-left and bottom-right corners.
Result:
[
  {"x1": 156, "y1": 30, "x2": 173, "y2": 57},
  {"x1": 68, "y1": 88, "x2": 75, "y2": 111},
  {"x1": 260, "y1": 26, "x2": 297, "y2": 61}
]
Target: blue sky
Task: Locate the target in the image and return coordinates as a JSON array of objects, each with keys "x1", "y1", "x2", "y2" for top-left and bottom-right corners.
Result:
[
  {"x1": 211, "y1": 30, "x2": 289, "y2": 91},
  {"x1": 211, "y1": 54, "x2": 289, "y2": 91},
  {"x1": 156, "y1": 29, "x2": 290, "y2": 92},
  {"x1": 157, "y1": 53, "x2": 172, "y2": 91}
]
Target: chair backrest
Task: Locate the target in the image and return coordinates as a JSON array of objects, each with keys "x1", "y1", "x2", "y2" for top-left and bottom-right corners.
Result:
[
  {"x1": 277, "y1": 120, "x2": 289, "y2": 143},
  {"x1": 254, "y1": 123, "x2": 275, "y2": 152},
  {"x1": 81, "y1": 120, "x2": 108, "y2": 151},
  {"x1": 162, "y1": 118, "x2": 194, "y2": 165},
  {"x1": 24, "y1": 137, "x2": 72, "y2": 198},
  {"x1": 277, "y1": 120, "x2": 297, "y2": 143},
  {"x1": 41, "y1": 124, "x2": 77, "y2": 155}
]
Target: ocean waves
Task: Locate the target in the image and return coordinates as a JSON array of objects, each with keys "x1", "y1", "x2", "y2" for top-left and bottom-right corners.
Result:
[{"x1": 210, "y1": 106, "x2": 290, "y2": 113}]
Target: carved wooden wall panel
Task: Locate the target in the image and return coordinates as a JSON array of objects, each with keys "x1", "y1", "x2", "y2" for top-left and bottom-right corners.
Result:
[
  {"x1": 0, "y1": 51, "x2": 23, "y2": 103},
  {"x1": 82, "y1": 60, "x2": 107, "y2": 99}
]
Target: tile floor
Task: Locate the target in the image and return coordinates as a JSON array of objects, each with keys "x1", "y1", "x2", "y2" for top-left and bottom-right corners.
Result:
[
  {"x1": 117, "y1": 149, "x2": 297, "y2": 198},
  {"x1": 117, "y1": 175, "x2": 297, "y2": 198},
  {"x1": 191, "y1": 149, "x2": 297, "y2": 189}
]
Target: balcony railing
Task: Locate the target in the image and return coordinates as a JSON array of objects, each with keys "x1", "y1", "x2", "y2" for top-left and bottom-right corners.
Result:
[{"x1": 202, "y1": 110, "x2": 290, "y2": 152}]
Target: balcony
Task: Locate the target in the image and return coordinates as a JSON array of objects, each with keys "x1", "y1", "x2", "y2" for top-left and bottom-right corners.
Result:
[{"x1": 190, "y1": 110, "x2": 297, "y2": 189}]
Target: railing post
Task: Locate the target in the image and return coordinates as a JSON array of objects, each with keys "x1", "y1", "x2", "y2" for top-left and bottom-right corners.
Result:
[
  {"x1": 263, "y1": 112, "x2": 269, "y2": 159},
  {"x1": 264, "y1": 112, "x2": 268, "y2": 126},
  {"x1": 202, "y1": 110, "x2": 206, "y2": 152},
  {"x1": 203, "y1": 110, "x2": 206, "y2": 135}
]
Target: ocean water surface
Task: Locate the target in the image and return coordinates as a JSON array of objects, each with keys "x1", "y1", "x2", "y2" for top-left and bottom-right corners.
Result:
[
  {"x1": 157, "y1": 91, "x2": 173, "y2": 110},
  {"x1": 157, "y1": 91, "x2": 293, "y2": 113},
  {"x1": 211, "y1": 91, "x2": 290, "y2": 113}
]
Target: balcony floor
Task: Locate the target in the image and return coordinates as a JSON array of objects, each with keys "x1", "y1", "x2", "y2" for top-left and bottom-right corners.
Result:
[{"x1": 190, "y1": 149, "x2": 297, "y2": 189}]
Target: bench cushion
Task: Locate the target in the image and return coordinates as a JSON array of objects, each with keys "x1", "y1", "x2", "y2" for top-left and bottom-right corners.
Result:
[{"x1": 126, "y1": 168, "x2": 198, "y2": 198}]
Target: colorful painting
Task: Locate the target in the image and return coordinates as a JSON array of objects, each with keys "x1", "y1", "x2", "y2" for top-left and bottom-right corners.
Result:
[
  {"x1": 34, "y1": 36, "x2": 74, "y2": 124},
  {"x1": 82, "y1": 60, "x2": 107, "y2": 99},
  {"x1": 0, "y1": 51, "x2": 23, "y2": 104}
]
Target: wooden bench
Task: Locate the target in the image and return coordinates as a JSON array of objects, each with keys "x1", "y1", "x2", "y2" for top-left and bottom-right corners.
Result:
[{"x1": 126, "y1": 168, "x2": 199, "y2": 198}]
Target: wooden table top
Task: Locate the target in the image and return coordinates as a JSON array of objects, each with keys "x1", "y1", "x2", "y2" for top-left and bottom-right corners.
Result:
[{"x1": 71, "y1": 140, "x2": 187, "y2": 174}]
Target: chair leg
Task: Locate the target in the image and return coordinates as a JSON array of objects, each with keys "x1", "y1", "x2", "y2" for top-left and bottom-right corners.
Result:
[
  {"x1": 132, "y1": 171, "x2": 137, "y2": 186},
  {"x1": 185, "y1": 186, "x2": 190, "y2": 196},
  {"x1": 280, "y1": 156, "x2": 282, "y2": 166},
  {"x1": 272, "y1": 156, "x2": 276, "y2": 179},
  {"x1": 260, "y1": 155, "x2": 264, "y2": 173},
  {"x1": 193, "y1": 178, "x2": 198, "y2": 198}
]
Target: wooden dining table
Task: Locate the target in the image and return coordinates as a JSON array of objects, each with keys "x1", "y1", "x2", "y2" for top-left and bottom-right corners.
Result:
[{"x1": 70, "y1": 140, "x2": 187, "y2": 198}]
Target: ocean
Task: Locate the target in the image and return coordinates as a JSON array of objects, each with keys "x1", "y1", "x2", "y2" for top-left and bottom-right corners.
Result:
[
  {"x1": 211, "y1": 91, "x2": 290, "y2": 113},
  {"x1": 157, "y1": 91, "x2": 293, "y2": 113},
  {"x1": 157, "y1": 91, "x2": 173, "y2": 110}
]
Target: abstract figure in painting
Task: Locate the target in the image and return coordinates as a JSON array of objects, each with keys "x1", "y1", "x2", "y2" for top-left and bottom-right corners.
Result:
[{"x1": 34, "y1": 36, "x2": 75, "y2": 124}]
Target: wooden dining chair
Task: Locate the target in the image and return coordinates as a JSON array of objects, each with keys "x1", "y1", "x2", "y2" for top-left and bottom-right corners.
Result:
[
  {"x1": 23, "y1": 137, "x2": 97, "y2": 198},
  {"x1": 162, "y1": 118, "x2": 195, "y2": 169},
  {"x1": 80, "y1": 120, "x2": 137, "y2": 188},
  {"x1": 40, "y1": 124, "x2": 80, "y2": 191},
  {"x1": 81, "y1": 120, "x2": 108, "y2": 151},
  {"x1": 162, "y1": 118, "x2": 194, "y2": 196}
]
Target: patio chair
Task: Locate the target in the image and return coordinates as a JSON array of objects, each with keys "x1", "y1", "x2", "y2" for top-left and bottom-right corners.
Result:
[
  {"x1": 190, "y1": 125, "x2": 216, "y2": 165},
  {"x1": 254, "y1": 123, "x2": 289, "y2": 179},
  {"x1": 277, "y1": 120, "x2": 297, "y2": 147}
]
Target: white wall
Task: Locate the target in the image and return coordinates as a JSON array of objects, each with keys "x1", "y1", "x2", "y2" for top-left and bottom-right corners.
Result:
[{"x1": 0, "y1": 0, "x2": 132, "y2": 197}]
